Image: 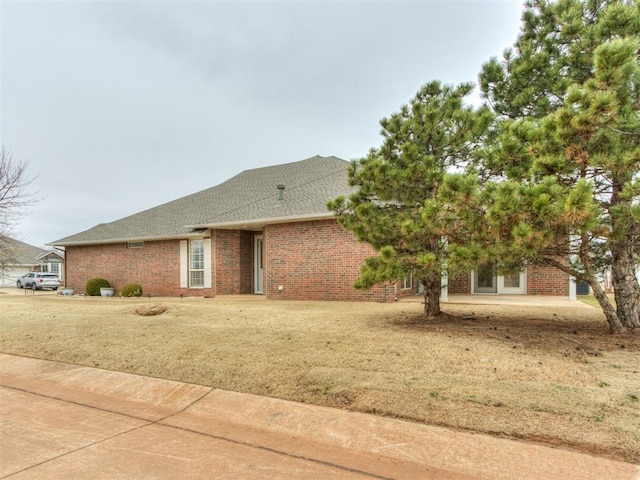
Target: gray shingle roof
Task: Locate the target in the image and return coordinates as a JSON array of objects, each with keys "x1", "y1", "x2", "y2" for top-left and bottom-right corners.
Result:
[
  {"x1": 51, "y1": 155, "x2": 352, "y2": 246},
  {"x1": 1, "y1": 236, "x2": 62, "y2": 265}
]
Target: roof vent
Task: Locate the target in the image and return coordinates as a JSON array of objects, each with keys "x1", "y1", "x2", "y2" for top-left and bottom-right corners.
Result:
[{"x1": 276, "y1": 184, "x2": 285, "y2": 205}]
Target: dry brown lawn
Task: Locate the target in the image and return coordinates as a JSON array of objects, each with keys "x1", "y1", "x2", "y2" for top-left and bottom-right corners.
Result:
[{"x1": 1, "y1": 293, "x2": 638, "y2": 463}]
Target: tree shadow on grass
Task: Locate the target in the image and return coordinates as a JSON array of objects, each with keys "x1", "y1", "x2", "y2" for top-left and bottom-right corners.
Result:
[{"x1": 389, "y1": 308, "x2": 639, "y2": 356}]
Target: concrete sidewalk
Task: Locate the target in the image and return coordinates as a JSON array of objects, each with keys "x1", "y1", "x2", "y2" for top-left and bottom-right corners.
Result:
[{"x1": 0, "y1": 354, "x2": 637, "y2": 480}]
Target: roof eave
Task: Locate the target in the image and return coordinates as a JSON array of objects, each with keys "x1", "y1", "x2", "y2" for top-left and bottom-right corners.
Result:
[
  {"x1": 35, "y1": 251, "x2": 64, "y2": 260},
  {"x1": 186, "y1": 212, "x2": 337, "y2": 230},
  {"x1": 48, "y1": 231, "x2": 207, "y2": 247},
  {"x1": 7, "y1": 262, "x2": 40, "y2": 267}
]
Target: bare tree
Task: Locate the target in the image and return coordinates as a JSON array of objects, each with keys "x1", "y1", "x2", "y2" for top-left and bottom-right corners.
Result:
[{"x1": 0, "y1": 146, "x2": 38, "y2": 239}]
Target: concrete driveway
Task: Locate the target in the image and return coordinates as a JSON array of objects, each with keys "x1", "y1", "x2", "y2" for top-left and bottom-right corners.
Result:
[{"x1": 1, "y1": 354, "x2": 636, "y2": 480}]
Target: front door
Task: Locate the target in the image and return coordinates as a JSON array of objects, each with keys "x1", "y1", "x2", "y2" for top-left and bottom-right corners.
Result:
[{"x1": 254, "y1": 236, "x2": 264, "y2": 294}]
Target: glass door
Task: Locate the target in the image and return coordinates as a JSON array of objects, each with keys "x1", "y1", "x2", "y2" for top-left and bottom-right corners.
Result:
[
  {"x1": 498, "y1": 270, "x2": 526, "y2": 294},
  {"x1": 474, "y1": 263, "x2": 497, "y2": 293}
]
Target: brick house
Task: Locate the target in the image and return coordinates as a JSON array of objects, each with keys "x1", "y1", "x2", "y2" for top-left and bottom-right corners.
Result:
[
  {"x1": 51, "y1": 155, "x2": 571, "y2": 300},
  {"x1": 1, "y1": 236, "x2": 65, "y2": 286}
]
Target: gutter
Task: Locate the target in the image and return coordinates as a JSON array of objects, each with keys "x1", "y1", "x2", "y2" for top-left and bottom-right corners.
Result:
[
  {"x1": 47, "y1": 231, "x2": 207, "y2": 248},
  {"x1": 185, "y1": 212, "x2": 336, "y2": 230},
  {"x1": 49, "y1": 212, "x2": 339, "y2": 247}
]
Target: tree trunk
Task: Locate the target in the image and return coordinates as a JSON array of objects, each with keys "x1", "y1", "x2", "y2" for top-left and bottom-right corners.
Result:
[
  {"x1": 539, "y1": 254, "x2": 625, "y2": 333},
  {"x1": 608, "y1": 173, "x2": 640, "y2": 330},
  {"x1": 421, "y1": 270, "x2": 442, "y2": 317},
  {"x1": 589, "y1": 278, "x2": 625, "y2": 334},
  {"x1": 611, "y1": 242, "x2": 640, "y2": 329}
]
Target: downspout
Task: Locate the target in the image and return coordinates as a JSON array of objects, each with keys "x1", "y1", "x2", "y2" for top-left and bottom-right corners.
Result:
[
  {"x1": 440, "y1": 270, "x2": 448, "y2": 302},
  {"x1": 213, "y1": 231, "x2": 217, "y2": 298},
  {"x1": 440, "y1": 238, "x2": 448, "y2": 302},
  {"x1": 63, "y1": 248, "x2": 67, "y2": 286},
  {"x1": 569, "y1": 276, "x2": 577, "y2": 301}
]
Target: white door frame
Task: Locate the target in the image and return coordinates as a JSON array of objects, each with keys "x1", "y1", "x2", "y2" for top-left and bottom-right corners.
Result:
[
  {"x1": 497, "y1": 270, "x2": 527, "y2": 294},
  {"x1": 472, "y1": 267, "x2": 527, "y2": 295},
  {"x1": 254, "y1": 236, "x2": 264, "y2": 294}
]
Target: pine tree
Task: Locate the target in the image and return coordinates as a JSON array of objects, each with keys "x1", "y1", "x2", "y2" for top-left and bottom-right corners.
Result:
[
  {"x1": 328, "y1": 81, "x2": 492, "y2": 317},
  {"x1": 479, "y1": 0, "x2": 639, "y2": 331}
]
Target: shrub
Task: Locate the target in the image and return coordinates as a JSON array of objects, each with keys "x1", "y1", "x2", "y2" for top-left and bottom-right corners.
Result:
[
  {"x1": 86, "y1": 278, "x2": 110, "y2": 296},
  {"x1": 121, "y1": 283, "x2": 143, "y2": 297}
]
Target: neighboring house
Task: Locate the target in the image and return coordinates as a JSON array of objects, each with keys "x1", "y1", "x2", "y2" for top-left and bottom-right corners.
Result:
[
  {"x1": 0, "y1": 236, "x2": 65, "y2": 286},
  {"x1": 50, "y1": 155, "x2": 570, "y2": 300}
]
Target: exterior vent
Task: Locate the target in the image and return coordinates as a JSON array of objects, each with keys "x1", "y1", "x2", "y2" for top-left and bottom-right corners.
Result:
[{"x1": 276, "y1": 184, "x2": 285, "y2": 205}]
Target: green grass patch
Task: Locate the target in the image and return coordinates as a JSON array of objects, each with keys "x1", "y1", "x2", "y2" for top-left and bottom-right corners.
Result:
[{"x1": 577, "y1": 293, "x2": 616, "y2": 309}]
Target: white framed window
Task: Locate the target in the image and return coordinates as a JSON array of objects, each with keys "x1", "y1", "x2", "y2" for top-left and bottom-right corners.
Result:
[
  {"x1": 180, "y1": 238, "x2": 211, "y2": 289},
  {"x1": 189, "y1": 239, "x2": 204, "y2": 288},
  {"x1": 401, "y1": 272, "x2": 413, "y2": 290},
  {"x1": 41, "y1": 262, "x2": 60, "y2": 275}
]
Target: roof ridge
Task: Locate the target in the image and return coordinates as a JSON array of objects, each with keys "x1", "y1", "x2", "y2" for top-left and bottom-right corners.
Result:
[
  {"x1": 238, "y1": 155, "x2": 338, "y2": 174},
  {"x1": 190, "y1": 164, "x2": 349, "y2": 227},
  {"x1": 93, "y1": 156, "x2": 347, "y2": 229}
]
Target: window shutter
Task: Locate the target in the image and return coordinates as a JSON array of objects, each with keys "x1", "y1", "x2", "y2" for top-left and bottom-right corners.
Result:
[
  {"x1": 179, "y1": 240, "x2": 188, "y2": 288},
  {"x1": 204, "y1": 238, "x2": 212, "y2": 288}
]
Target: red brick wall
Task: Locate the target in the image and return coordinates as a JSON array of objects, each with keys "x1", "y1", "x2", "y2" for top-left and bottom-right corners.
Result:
[
  {"x1": 447, "y1": 273, "x2": 471, "y2": 294},
  {"x1": 396, "y1": 284, "x2": 420, "y2": 299},
  {"x1": 64, "y1": 240, "x2": 214, "y2": 297},
  {"x1": 212, "y1": 230, "x2": 255, "y2": 295},
  {"x1": 240, "y1": 232, "x2": 255, "y2": 293},
  {"x1": 212, "y1": 230, "x2": 244, "y2": 295},
  {"x1": 527, "y1": 264, "x2": 569, "y2": 296},
  {"x1": 264, "y1": 219, "x2": 394, "y2": 302}
]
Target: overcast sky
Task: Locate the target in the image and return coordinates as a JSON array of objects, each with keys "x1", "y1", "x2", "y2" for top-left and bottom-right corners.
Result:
[{"x1": 2, "y1": 0, "x2": 524, "y2": 249}]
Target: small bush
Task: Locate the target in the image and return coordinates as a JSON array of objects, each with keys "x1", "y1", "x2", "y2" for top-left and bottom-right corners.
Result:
[
  {"x1": 86, "y1": 277, "x2": 110, "y2": 296},
  {"x1": 121, "y1": 283, "x2": 143, "y2": 297}
]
